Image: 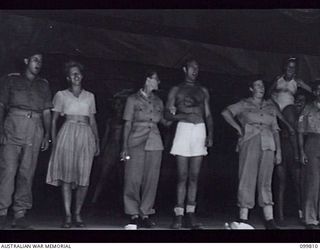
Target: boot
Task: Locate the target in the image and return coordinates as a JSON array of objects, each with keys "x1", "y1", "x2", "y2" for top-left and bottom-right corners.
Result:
[
  {"x1": 184, "y1": 213, "x2": 202, "y2": 229},
  {"x1": 171, "y1": 215, "x2": 183, "y2": 229},
  {"x1": 265, "y1": 219, "x2": 280, "y2": 230}
]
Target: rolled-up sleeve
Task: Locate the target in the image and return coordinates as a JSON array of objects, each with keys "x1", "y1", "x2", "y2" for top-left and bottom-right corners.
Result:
[
  {"x1": 123, "y1": 96, "x2": 135, "y2": 121},
  {"x1": 271, "y1": 109, "x2": 280, "y2": 132},
  {"x1": 52, "y1": 91, "x2": 64, "y2": 113},
  {"x1": 0, "y1": 76, "x2": 10, "y2": 108},
  {"x1": 227, "y1": 101, "x2": 243, "y2": 117}
]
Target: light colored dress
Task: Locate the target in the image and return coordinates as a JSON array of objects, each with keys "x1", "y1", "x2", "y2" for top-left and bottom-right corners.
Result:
[{"x1": 46, "y1": 89, "x2": 96, "y2": 188}]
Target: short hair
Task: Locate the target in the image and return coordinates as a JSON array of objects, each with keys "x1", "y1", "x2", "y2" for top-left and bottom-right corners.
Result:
[
  {"x1": 144, "y1": 69, "x2": 158, "y2": 83},
  {"x1": 182, "y1": 58, "x2": 199, "y2": 69},
  {"x1": 21, "y1": 47, "x2": 44, "y2": 60},
  {"x1": 248, "y1": 77, "x2": 264, "y2": 89},
  {"x1": 283, "y1": 57, "x2": 299, "y2": 73},
  {"x1": 64, "y1": 60, "x2": 84, "y2": 76}
]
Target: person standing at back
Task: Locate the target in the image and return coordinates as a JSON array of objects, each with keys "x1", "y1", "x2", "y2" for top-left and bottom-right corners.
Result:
[{"x1": 0, "y1": 49, "x2": 52, "y2": 229}]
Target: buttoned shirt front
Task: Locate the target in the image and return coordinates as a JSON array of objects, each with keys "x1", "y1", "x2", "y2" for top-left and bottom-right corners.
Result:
[
  {"x1": 0, "y1": 73, "x2": 52, "y2": 112},
  {"x1": 227, "y1": 98, "x2": 280, "y2": 151},
  {"x1": 298, "y1": 101, "x2": 320, "y2": 134},
  {"x1": 123, "y1": 90, "x2": 164, "y2": 151}
]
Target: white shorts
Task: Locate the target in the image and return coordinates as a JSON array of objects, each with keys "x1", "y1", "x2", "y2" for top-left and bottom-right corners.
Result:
[{"x1": 170, "y1": 122, "x2": 208, "y2": 157}]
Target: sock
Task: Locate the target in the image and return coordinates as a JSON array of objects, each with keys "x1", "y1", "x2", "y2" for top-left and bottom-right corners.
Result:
[
  {"x1": 0, "y1": 209, "x2": 7, "y2": 217},
  {"x1": 186, "y1": 204, "x2": 196, "y2": 213},
  {"x1": 131, "y1": 215, "x2": 139, "y2": 220},
  {"x1": 239, "y1": 208, "x2": 249, "y2": 221},
  {"x1": 298, "y1": 210, "x2": 303, "y2": 219},
  {"x1": 263, "y1": 205, "x2": 273, "y2": 221},
  {"x1": 14, "y1": 210, "x2": 25, "y2": 219},
  {"x1": 174, "y1": 207, "x2": 184, "y2": 216}
]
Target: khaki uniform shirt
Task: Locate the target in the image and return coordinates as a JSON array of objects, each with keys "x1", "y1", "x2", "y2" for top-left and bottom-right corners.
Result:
[
  {"x1": 123, "y1": 90, "x2": 164, "y2": 151},
  {"x1": 227, "y1": 98, "x2": 280, "y2": 151}
]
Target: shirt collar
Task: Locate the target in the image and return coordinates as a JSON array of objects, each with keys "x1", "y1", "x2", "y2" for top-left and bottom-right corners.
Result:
[
  {"x1": 246, "y1": 97, "x2": 267, "y2": 108},
  {"x1": 139, "y1": 89, "x2": 154, "y2": 100}
]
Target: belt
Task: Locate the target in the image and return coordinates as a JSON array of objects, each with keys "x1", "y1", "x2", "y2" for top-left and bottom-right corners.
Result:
[
  {"x1": 65, "y1": 119, "x2": 90, "y2": 125},
  {"x1": 132, "y1": 121, "x2": 157, "y2": 127},
  {"x1": 8, "y1": 109, "x2": 42, "y2": 118}
]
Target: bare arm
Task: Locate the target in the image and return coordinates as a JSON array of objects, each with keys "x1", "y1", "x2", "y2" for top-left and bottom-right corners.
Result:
[
  {"x1": 202, "y1": 87, "x2": 213, "y2": 146},
  {"x1": 298, "y1": 132, "x2": 308, "y2": 165},
  {"x1": 89, "y1": 114, "x2": 100, "y2": 156},
  {"x1": 51, "y1": 111, "x2": 60, "y2": 146},
  {"x1": 43, "y1": 109, "x2": 51, "y2": 139},
  {"x1": 297, "y1": 79, "x2": 312, "y2": 93},
  {"x1": 41, "y1": 109, "x2": 51, "y2": 151},
  {"x1": 267, "y1": 76, "x2": 281, "y2": 99},
  {"x1": 221, "y1": 109, "x2": 242, "y2": 136},
  {"x1": 122, "y1": 120, "x2": 132, "y2": 152},
  {"x1": 164, "y1": 86, "x2": 189, "y2": 122}
]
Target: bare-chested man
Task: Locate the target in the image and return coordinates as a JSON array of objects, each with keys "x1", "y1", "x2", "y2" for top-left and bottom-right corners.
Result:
[{"x1": 165, "y1": 59, "x2": 213, "y2": 229}]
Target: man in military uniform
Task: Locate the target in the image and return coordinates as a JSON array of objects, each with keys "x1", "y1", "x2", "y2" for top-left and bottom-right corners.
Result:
[{"x1": 0, "y1": 49, "x2": 52, "y2": 229}]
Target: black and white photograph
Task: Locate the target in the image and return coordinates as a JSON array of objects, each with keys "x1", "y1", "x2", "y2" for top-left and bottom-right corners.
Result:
[{"x1": 0, "y1": 9, "x2": 319, "y2": 241}]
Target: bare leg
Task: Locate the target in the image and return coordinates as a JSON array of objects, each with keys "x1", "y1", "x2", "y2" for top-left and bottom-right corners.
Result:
[
  {"x1": 176, "y1": 156, "x2": 189, "y2": 207},
  {"x1": 61, "y1": 183, "x2": 72, "y2": 227},
  {"x1": 75, "y1": 186, "x2": 89, "y2": 224},
  {"x1": 187, "y1": 156, "x2": 203, "y2": 205},
  {"x1": 61, "y1": 183, "x2": 72, "y2": 217}
]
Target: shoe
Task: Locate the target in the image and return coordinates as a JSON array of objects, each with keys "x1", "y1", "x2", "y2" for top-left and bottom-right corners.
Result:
[
  {"x1": 125, "y1": 217, "x2": 139, "y2": 229},
  {"x1": 61, "y1": 216, "x2": 72, "y2": 229},
  {"x1": 276, "y1": 219, "x2": 288, "y2": 228},
  {"x1": 12, "y1": 216, "x2": 33, "y2": 229},
  {"x1": 170, "y1": 215, "x2": 183, "y2": 229},
  {"x1": 184, "y1": 213, "x2": 203, "y2": 229},
  {"x1": 74, "y1": 214, "x2": 86, "y2": 228},
  {"x1": 237, "y1": 219, "x2": 249, "y2": 224},
  {"x1": 0, "y1": 215, "x2": 6, "y2": 229},
  {"x1": 265, "y1": 219, "x2": 280, "y2": 230},
  {"x1": 141, "y1": 217, "x2": 156, "y2": 228},
  {"x1": 305, "y1": 224, "x2": 318, "y2": 230}
]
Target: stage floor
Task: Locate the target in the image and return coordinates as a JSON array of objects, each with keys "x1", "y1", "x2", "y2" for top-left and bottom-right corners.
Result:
[{"x1": 2, "y1": 211, "x2": 306, "y2": 230}]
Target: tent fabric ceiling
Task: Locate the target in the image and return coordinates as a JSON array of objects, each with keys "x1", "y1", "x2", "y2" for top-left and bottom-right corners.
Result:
[{"x1": 0, "y1": 10, "x2": 320, "y2": 82}]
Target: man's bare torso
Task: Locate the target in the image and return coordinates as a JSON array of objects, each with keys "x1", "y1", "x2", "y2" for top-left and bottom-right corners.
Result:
[{"x1": 174, "y1": 83, "x2": 206, "y2": 122}]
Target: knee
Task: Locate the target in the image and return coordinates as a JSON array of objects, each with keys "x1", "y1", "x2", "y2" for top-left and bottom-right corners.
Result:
[
  {"x1": 188, "y1": 174, "x2": 199, "y2": 185},
  {"x1": 177, "y1": 173, "x2": 188, "y2": 185}
]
